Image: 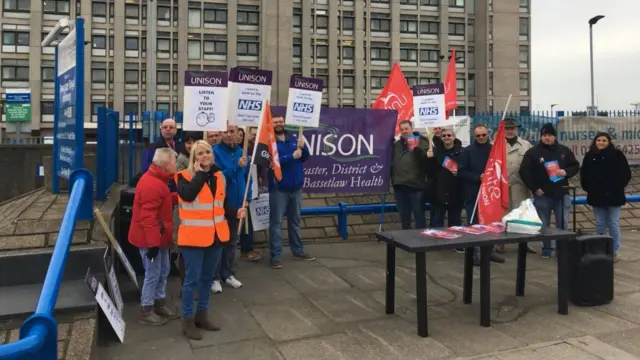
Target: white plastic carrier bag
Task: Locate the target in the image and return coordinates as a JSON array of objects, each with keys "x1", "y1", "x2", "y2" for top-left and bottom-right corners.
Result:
[{"x1": 502, "y1": 198, "x2": 543, "y2": 234}]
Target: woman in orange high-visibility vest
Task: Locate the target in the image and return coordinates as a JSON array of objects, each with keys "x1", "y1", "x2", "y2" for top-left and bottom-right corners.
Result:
[{"x1": 175, "y1": 140, "x2": 246, "y2": 340}]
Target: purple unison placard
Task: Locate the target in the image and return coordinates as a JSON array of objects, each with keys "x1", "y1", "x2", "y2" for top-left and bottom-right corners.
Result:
[
  {"x1": 229, "y1": 67, "x2": 273, "y2": 85},
  {"x1": 289, "y1": 75, "x2": 324, "y2": 92},
  {"x1": 412, "y1": 83, "x2": 445, "y2": 96},
  {"x1": 272, "y1": 106, "x2": 397, "y2": 193},
  {"x1": 184, "y1": 71, "x2": 228, "y2": 86}
]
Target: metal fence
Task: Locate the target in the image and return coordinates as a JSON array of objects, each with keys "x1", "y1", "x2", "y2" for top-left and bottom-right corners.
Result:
[{"x1": 0, "y1": 169, "x2": 93, "y2": 360}]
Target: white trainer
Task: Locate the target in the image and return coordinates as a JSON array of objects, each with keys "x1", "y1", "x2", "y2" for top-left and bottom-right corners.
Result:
[
  {"x1": 225, "y1": 276, "x2": 243, "y2": 289},
  {"x1": 211, "y1": 280, "x2": 223, "y2": 294}
]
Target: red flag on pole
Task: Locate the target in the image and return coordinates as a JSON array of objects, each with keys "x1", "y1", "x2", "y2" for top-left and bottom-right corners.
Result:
[
  {"x1": 371, "y1": 62, "x2": 413, "y2": 137},
  {"x1": 443, "y1": 50, "x2": 458, "y2": 118},
  {"x1": 254, "y1": 101, "x2": 282, "y2": 181},
  {"x1": 478, "y1": 120, "x2": 509, "y2": 224}
]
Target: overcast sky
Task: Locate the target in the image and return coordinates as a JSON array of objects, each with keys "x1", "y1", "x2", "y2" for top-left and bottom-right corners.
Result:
[{"x1": 532, "y1": 0, "x2": 640, "y2": 112}]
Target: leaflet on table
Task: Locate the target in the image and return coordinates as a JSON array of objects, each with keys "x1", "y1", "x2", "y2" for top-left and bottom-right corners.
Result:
[
  {"x1": 406, "y1": 135, "x2": 419, "y2": 151},
  {"x1": 442, "y1": 156, "x2": 458, "y2": 173},
  {"x1": 544, "y1": 160, "x2": 565, "y2": 182},
  {"x1": 421, "y1": 229, "x2": 461, "y2": 239},
  {"x1": 448, "y1": 226, "x2": 487, "y2": 235},
  {"x1": 471, "y1": 222, "x2": 506, "y2": 233}
]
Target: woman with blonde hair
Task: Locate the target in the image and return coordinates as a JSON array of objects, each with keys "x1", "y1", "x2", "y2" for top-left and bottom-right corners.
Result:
[{"x1": 174, "y1": 140, "x2": 246, "y2": 340}]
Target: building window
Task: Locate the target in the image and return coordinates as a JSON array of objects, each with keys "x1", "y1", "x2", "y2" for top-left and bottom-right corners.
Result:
[
  {"x1": 157, "y1": 37, "x2": 170, "y2": 54},
  {"x1": 157, "y1": 102, "x2": 170, "y2": 112},
  {"x1": 519, "y1": 0, "x2": 529, "y2": 12},
  {"x1": 188, "y1": 40, "x2": 201, "y2": 59},
  {"x1": 519, "y1": 18, "x2": 529, "y2": 40},
  {"x1": 203, "y1": 5, "x2": 227, "y2": 25},
  {"x1": 41, "y1": 66, "x2": 55, "y2": 82},
  {"x1": 293, "y1": 43, "x2": 301, "y2": 58},
  {"x1": 342, "y1": 46, "x2": 354, "y2": 60},
  {"x1": 203, "y1": 39, "x2": 226, "y2": 55},
  {"x1": 157, "y1": 70, "x2": 170, "y2": 85},
  {"x1": 519, "y1": 73, "x2": 529, "y2": 95},
  {"x1": 124, "y1": 69, "x2": 138, "y2": 84},
  {"x1": 519, "y1": 45, "x2": 529, "y2": 68},
  {"x1": 124, "y1": 102, "x2": 138, "y2": 115},
  {"x1": 370, "y1": 15, "x2": 391, "y2": 32},
  {"x1": 400, "y1": 16, "x2": 418, "y2": 34},
  {"x1": 237, "y1": 36, "x2": 259, "y2": 56},
  {"x1": 3, "y1": 0, "x2": 30, "y2": 11},
  {"x1": 2, "y1": 30, "x2": 30, "y2": 46},
  {"x1": 342, "y1": 12, "x2": 354, "y2": 31},
  {"x1": 420, "y1": 49, "x2": 439, "y2": 62},
  {"x1": 448, "y1": 0, "x2": 464, "y2": 7},
  {"x1": 488, "y1": 72, "x2": 493, "y2": 95},
  {"x1": 158, "y1": 3, "x2": 171, "y2": 21},
  {"x1": 399, "y1": 44, "x2": 418, "y2": 61},
  {"x1": 41, "y1": 101, "x2": 55, "y2": 115},
  {"x1": 92, "y1": 1, "x2": 106, "y2": 16},
  {"x1": 237, "y1": 5, "x2": 259, "y2": 26},
  {"x1": 519, "y1": 100, "x2": 529, "y2": 113},
  {"x1": 43, "y1": 0, "x2": 70, "y2": 14},
  {"x1": 186, "y1": 8, "x2": 200, "y2": 27},
  {"x1": 370, "y1": 71, "x2": 388, "y2": 89},
  {"x1": 400, "y1": 0, "x2": 418, "y2": 4},
  {"x1": 488, "y1": 44, "x2": 493, "y2": 67},
  {"x1": 422, "y1": 0, "x2": 439, "y2": 4},
  {"x1": 448, "y1": 21, "x2": 465, "y2": 36},
  {"x1": 124, "y1": 3, "x2": 138, "y2": 19},
  {"x1": 293, "y1": 8, "x2": 301, "y2": 29},
  {"x1": 315, "y1": 44, "x2": 328, "y2": 59},
  {"x1": 314, "y1": 15, "x2": 328, "y2": 29},
  {"x1": 2, "y1": 65, "x2": 29, "y2": 80},
  {"x1": 450, "y1": 48, "x2": 465, "y2": 64},
  {"x1": 420, "y1": 21, "x2": 438, "y2": 34},
  {"x1": 370, "y1": 43, "x2": 390, "y2": 61},
  {"x1": 341, "y1": 75, "x2": 354, "y2": 89},
  {"x1": 468, "y1": 73, "x2": 475, "y2": 96},
  {"x1": 92, "y1": 35, "x2": 106, "y2": 50},
  {"x1": 125, "y1": 36, "x2": 138, "y2": 50},
  {"x1": 91, "y1": 68, "x2": 106, "y2": 84},
  {"x1": 456, "y1": 78, "x2": 465, "y2": 91}
]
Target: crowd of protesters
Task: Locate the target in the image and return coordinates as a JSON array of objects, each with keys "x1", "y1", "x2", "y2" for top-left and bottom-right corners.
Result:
[
  {"x1": 128, "y1": 115, "x2": 314, "y2": 339},
  {"x1": 392, "y1": 119, "x2": 630, "y2": 265},
  {"x1": 127, "y1": 115, "x2": 630, "y2": 340}
]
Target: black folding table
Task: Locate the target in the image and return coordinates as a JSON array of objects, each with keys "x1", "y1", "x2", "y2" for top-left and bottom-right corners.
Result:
[{"x1": 376, "y1": 227, "x2": 576, "y2": 337}]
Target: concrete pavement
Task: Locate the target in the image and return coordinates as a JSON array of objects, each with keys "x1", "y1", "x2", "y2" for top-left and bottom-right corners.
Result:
[{"x1": 97, "y1": 233, "x2": 640, "y2": 360}]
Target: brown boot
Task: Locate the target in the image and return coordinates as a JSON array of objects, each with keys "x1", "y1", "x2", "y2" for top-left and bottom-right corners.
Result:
[
  {"x1": 194, "y1": 310, "x2": 221, "y2": 331},
  {"x1": 154, "y1": 298, "x2": 179, "y2": 320},
  {"x1": 182, "y1": 317, "x2": 202, "y2": 340},
  {"x1": 139, "y1": 306, "x2": 168, "y2": 326}
]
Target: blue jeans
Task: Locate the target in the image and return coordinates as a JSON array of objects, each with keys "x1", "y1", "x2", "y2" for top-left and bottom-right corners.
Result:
[
  {"x1": 594, "y1": 206, "x2": 621, "y2": 254},
  {"x1": 431, "y1": 205, "x2": 463, "y2": 228},
  {"x1": 139, "y1": 248, "x2": 171, "y2": 307},
  {"x1": 240, "y1": 211, "x2": 255, "y2": 254},
  {"x1": 269, "y1": 188, "x2": 305, "y2": 261},
  {"x1": 180, "y1": 245, "x2": 222, "y2": 318},
  {"x1": 215, "y1": 219, "x2": 238, "y2": 281},
  {"x1": 534, "y1": 195, "x2": 570, "y2": 250},
  {"x1": 395, "y1": 187, "x2": 425, "y2": 229}
]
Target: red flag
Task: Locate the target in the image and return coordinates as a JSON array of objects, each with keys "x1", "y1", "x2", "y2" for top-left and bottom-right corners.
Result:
[
  {"x1": 255, "y1": 101, "x2": 282, "y2": 181},
  {"x1": 444, "y1": 50, "x2": 458, "y2": 118},
  {"x1": 478, "y1": 120, "x2": 509, "y2": 224},
  {"x1": 371, "y1": 62, "x2": 413, "y2": 137}
]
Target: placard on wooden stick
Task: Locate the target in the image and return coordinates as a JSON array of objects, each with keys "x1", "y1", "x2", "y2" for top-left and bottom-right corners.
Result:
[{"x1": 94, "y1": 208, "x2": 139, "y2": 290}]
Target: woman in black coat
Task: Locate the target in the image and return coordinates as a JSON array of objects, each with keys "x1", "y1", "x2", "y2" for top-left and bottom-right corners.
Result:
[{"x1": 580, "y1": 132, "x2": 631, "y2": 262}]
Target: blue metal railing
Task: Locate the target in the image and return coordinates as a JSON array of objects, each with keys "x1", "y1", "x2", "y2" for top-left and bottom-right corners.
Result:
[
  {"x1": 0, "y1": 169, "x2": 94, "y2": 360},
  {"x1": 304, "y1": 195, "x2": 640, "y2": 240}
]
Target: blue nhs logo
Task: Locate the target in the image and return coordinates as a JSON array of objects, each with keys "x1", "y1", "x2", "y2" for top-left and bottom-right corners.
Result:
[
  {"x1": 293, "y1": 102, "x2": 314, "y2": 113},
  {"x1": 238, "y1": 99, "x2": 263, "y2": 111},
  {"x1": 419, "y1": 107, "x2": 439, "y2": 116}
]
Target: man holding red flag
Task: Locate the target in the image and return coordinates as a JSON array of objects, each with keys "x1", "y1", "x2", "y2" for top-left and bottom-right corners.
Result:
[
  {"x1": 371, "y1": 63, "x2": 413, "y2": 137},
  {"x1": 459, "y1": 124, "x2": 506, "y2": 265}
]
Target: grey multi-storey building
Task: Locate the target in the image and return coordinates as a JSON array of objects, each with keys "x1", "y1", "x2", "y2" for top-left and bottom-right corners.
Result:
[{"x1": 0, "y1": 0, "x2": 530, "y2": 134}]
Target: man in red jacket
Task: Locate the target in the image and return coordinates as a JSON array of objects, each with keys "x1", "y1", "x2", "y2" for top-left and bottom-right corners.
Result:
[{"x1": 129, "y1": 147, "x2": 179, "y2": 325}]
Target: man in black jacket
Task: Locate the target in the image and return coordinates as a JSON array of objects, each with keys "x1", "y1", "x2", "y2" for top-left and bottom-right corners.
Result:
[
  {"x1": 459, "y1": 124, "x2": 505, "y2": 264},
  {"x1": 519, "y1": 123, "x2": 580, "y2": 258},
  {"x1": 428, "y1": 127, "x2": 464, "y2": 228}
]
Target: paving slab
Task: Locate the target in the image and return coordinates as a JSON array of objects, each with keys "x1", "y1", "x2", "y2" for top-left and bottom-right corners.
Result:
[
  {"x1": 564, "y1": 335, "x2": 640, "y2": 360},
  {"x1": 277, "y1": 333, "x2": 379, "y2": 360},
  {"x1": 316, "y1": 257, "x2": 379, "y2": 269},
  {"x1": 494, "y1": 342, "x2": 599, "y2": 360},
  {"x1": 367, "y1": 289, "x2": 454, "y2": 320},
  {"x1": 332, "y1": 266, "x2": 410, "y2": 291},
  {"x1": 307, "y1": 288, "x2": 385, "y2": 323},
  {"x1": 284, "y1": 266, "x2": 351, "y2": 294},
  {"x1": 249, "y1": 299, "x2": 335, "y2": 342},
  {"x1": 346, "y1": 318, "x2": 454, "y2": 360},
  {"x1": 98, "y1": 336, "x2": 194, "y2": 360},
  {"x1": 533, "y1": 304, "x2": 639, "y2": 335},
  {"x1": 492, "y1": 311, "x2": 583, "y2": 344},
  {"x1": 226, "y1": 276, "x2": 304, "y2": 306},
  {"x1": 427, "y1": 317, "x2": 525, "y2": 357},
  {"x1": 597, "y1": 328, "x2": 640, "y2": 357},
  {"x1": 597, "y1": 292, "x2": 640, "y2": 324},
  {"x1": 193, "y1": 338, "x2": 284, "y2": 360}
]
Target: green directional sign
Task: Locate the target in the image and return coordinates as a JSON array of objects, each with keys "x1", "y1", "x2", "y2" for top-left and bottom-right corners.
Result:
[{"x1": 5, "y1": 91, "x2": 31, "y2": 123}]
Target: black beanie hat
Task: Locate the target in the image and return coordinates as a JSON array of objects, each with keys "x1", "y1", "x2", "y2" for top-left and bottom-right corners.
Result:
[{"x1": 540, "y1": 123, "x2": 556, "y2": 136}]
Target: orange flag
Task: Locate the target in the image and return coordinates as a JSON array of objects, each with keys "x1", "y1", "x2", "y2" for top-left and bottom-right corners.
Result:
[{"x1": 254, "y1": 101, "x2": 282, "y2": 181}]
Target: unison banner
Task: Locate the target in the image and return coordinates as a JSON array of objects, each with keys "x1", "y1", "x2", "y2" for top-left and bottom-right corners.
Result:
[
  {"x1": 273, "y1": 106, "x2": 397, "y2": 193},
  {"x1": 228, "y1": 67, "x2": 272, "y2": 127}
]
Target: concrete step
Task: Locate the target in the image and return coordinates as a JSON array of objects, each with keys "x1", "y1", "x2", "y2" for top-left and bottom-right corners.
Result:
[{"x1": 0, "y1": 244, "x2": 105, "y2": 320}]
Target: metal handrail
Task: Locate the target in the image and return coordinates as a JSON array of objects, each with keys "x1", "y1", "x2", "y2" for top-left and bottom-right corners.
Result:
[
  {"x1": 0, "y1": 169, "x2": 94, "y2": 360},
  {"x1": 301, "y1": 195, "x2": 640, "y2": 240}
]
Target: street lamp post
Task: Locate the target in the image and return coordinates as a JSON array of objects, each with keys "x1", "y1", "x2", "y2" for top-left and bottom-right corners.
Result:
[
  {"x1": 589, "y1": 15, "x2": 605, "y2": 114},
  {"x1": 550, "y1": 103, "x2": 558, "y2": 117}
]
